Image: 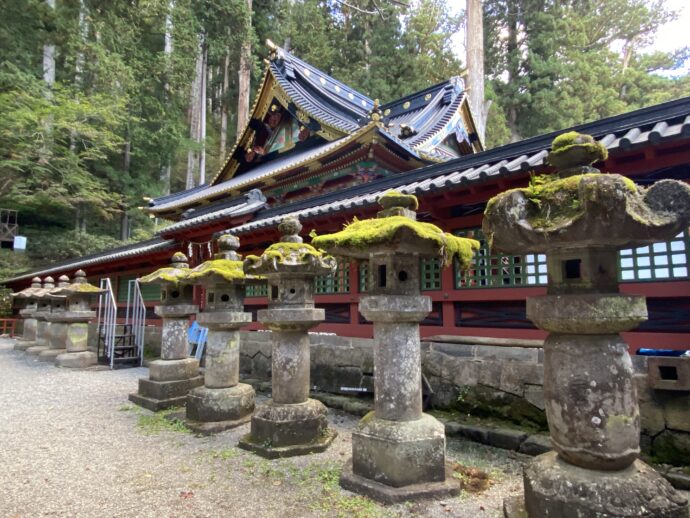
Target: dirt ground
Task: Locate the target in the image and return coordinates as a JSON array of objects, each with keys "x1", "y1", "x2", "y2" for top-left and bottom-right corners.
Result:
[{"x1": 0, "y1": 338, "x2": 529, "y2": 518}]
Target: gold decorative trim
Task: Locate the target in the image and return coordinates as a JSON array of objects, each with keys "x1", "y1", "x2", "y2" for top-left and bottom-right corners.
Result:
[
  {"x1": 384, "y1": 108, "x2": 391, "y2": 116},
  {"x1": 424, "y1": 93, "x2": 432, "y2": 101}
]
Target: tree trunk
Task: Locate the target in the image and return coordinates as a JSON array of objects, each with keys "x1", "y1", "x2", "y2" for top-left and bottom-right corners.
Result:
[
  {"x1": 161, "y1": 0, "x2": 174, "y2": 195},
  {"x1": 505, "y1": 0, "x2": 521, "y2": 142},
  {"x1": 186, "y1": 37, "x2": 203, "y2": 190},
  {"x1": 236, "y1": 0, "x2": 253, "y2": 136},
  {"x1": 120, "y1": 210, "x2": 129, "y2": 241},
  {"x1": 220, "y1": 49, "x2": 230, "y2": 157},
  {"x1": 43, "y1": 0, "x2": 56, "y2": 87},
  {"x1": 619, "y1": 38, "x2": 634, "y2": 99},
  {"x1": 40, "y1": 0, "x2": 56, "y2": 163},
  {"x1": 466, "y1": 0, "x2": 487, "y2": 143},
  {"x1": 198, "y1": 42, "x2": 208, "y2": 185}
]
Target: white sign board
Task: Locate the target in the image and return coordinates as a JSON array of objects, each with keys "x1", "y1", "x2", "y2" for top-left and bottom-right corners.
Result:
[{"x1": 13, "y1": 235, "x2": 27, "y2": 251}]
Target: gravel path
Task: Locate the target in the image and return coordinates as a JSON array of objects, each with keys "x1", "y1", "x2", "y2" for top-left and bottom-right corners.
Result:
[{"x1": 0, "y1": 338, "x2": 526, "y2": 518}]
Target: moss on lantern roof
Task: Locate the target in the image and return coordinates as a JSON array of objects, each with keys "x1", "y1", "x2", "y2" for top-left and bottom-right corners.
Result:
[
  {"x1": 547, "y1": 131, "x2": 608, "y2": 169},
  {"x1": 187, "y1": 259, "x2": 246, "y2": 282},
  {"x1": 485, "y1": 173, "x2": 639, "y2": 231},
  {"x1": 244, "y1": 242, "x2": 325, "y2": 266},
  {"x1": 378, "y1": 190, "x2": 419, "y2": 211},
  {"x1": 52, "y1": 283, "x2": 104, "y2": 295},
  {"x1": 311, "y1": 216, "x2": 479, "y2": 268},
  {"x1": 139, "y1": 266, "x2": 191, "y2": 285}
]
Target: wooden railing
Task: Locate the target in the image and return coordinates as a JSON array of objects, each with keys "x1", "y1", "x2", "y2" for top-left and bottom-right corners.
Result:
[{"x1": 0, "y1": 318, "x2": 17, "y2": 337}]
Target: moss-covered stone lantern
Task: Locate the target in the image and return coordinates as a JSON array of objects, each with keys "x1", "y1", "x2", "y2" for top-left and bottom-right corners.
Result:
[
  {"x1": 25, "y1": 276, "x2": 55, "y2": 356},
  {"x1": 11, "y1": 277, "x2": 42, "y2": 351},
  {"x1": 238, "y1": 216, "x2": 338, "y2": 458},
  {"x1": 177, "y1": 234, "x2": 260, "y2": 434},
  {"x1": 37, "y1": 275, "x2": 71, "y2": 363},
  {"x1": 129, "y1": 252, "x2": 203, "y2": 411},
  {"x1": 44, "y1": 270, "x2": 106, "y2": 369},
  {"x1": 312, "y1": 191, "x2": 479, "y2": 503},
  {"x1": 484, "y1": 132, "x2": 690, "y2": 518}
]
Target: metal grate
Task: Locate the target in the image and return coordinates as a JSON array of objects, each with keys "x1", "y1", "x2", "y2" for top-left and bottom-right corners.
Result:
[
  {"x1": 421, "y1": 258, "x2": 442, "y2": 290},
  {"x1": 315, "y1": 259, "x2": 350, "y2": 294},
  {"x1": 359, "y1": 262, "x2": 369, "y2": 293},
  {"x1": 620, "y1": 229, "x2": 690, "y2": 281},
  {"x1": 455, "y1": 229, "x2": 547, "y2": 288},
  {"x1": 246, "y1": 283, "x2": 268, "y2": 297},
  {"x1": 117, "y1": 275, "x2": 160, "y2": 302}
]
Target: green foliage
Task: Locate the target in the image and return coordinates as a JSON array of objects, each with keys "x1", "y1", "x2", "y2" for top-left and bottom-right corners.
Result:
[
  {"x1": 0, "y1": 250, "x2": 33, "y2": 282},
  {"x1": 483, "y1": 0, "x2": 690, "y2": 144},
  {"x1": 22, "y1": 228, "x2": 122, "y2": 267}
]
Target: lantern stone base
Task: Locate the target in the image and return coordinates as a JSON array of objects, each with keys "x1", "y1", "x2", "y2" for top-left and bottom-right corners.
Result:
[
  {"x1": 129, "y1": 375, "x2": 204, "y2": 412},
  {"x1": 349, "y1": 412, "x2": 449, "y2": 489},
  {"x1": 340, "y1": 459, "x2": 461, "y2": 504},
  {"x1": 182, "y1": 383, "x2": 255, "y2": 434},
  {"x1": 25, "y1": 345, "x2": 49, "y2": 357},
  {"x1": 37, "y1": 348, "x2": 66, "y2": 362},
  {"x1": 149, "y1": 358, "x2": 199, "y2": 381},
  {"x1": 503, "y1": 451, "x2": 688, "y2": 518},
  {"x1": 14, "y1": 340, "x2": 36, "y2": 351},
  {"x1": 55, "y1": 350, "x2": 97, "y2": 369},
  {"x1": 238, "y1": 398, "x2": 337, "y2": 458}
]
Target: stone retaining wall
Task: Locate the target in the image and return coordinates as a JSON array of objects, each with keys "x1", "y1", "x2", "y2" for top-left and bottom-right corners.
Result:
[{"x1": 156, "y1": 328, "x2": 688, "y2": 465}]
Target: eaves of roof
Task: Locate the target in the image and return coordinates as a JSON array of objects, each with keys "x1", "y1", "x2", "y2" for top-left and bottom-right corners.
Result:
[
  {"x1": 225, "y1": 96, "x2": 690, "y2": 237},
  {"x1": 2, "y1": 238, "x2": 177, "y2": 285},
  {"x1": 158, "y1": 190, "x2": 267, "y2": 236}
]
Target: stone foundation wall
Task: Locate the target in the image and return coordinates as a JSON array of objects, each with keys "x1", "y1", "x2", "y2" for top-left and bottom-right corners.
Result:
[
  {"x1": 237, "y1": 330, "x2": 690, "y2": 465},
  {"x1": 133, "y1": 327, "x2": 690, "y2": 464}
]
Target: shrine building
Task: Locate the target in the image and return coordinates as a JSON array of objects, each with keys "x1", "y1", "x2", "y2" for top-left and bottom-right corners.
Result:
[{"x1": 5, "y1": 45, "x2": 690, "y2": 353}]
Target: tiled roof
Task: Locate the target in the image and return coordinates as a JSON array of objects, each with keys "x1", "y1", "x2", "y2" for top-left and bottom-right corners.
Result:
[
  {"x1": 159, "y1": 189, "x2": 267, "y2": 235},
  {"x1": 3, "y1": 238, "x2": 177, "y2": 284},
  {"x1": 269, "y1": 48, "x2": 374, "y2": 133},
  {"x1": 225, "y1": 96, "x2": 690, "y2": 237}
]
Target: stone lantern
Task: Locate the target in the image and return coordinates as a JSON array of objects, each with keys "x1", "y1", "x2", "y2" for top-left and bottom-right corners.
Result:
[
  {"x1": 11, "y1": 277, "x2": 42, "y2": 351},
  {"x1": 238, "y1": 216, "x2": 338, "y2": 458},
  {"x1": 312, "y1": 191, "x2": 479, "y2": 503},
  {"x1": 129, "y1": 252, "x2": 203, "y2": 411},
  {"x1": 178, "y1": 234, "x2": 259, "y2": 433},
  {"x1": 483, "y1": 132, "x2": 689, "y2": 517},
  {"x1": 50, "y1": 270, "x2": 105, "y2": 368},
  {"x1": 37, "y1": 275, "x2": 71, "y2": 362},
  {"x1": 25, "y1": 276, "x2": 55, "y2": 356}
]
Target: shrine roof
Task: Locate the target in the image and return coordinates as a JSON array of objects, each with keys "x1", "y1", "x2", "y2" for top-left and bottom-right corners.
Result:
[
  {"x1": 222, "y1": 96, "x2": 690, "y2": 237},
  {"x1": 145, "y1": 46, "x2": 480, "y2": 218},
  {"x1": 4, "y1": 238, "x2": 177, "y2": 284},
  {"x1": 269, "y1": 47, "x2": 374, "y2": 133}
]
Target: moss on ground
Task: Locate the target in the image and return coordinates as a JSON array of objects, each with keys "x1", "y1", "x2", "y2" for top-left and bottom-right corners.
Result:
[{"x1": 312, "y1": 216, "x2": 479, "y2": 268}]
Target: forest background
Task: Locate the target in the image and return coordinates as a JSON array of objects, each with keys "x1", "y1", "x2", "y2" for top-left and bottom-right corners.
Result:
[{"x1": 1, "y1": 0, "x2": 689, "y2": 280}]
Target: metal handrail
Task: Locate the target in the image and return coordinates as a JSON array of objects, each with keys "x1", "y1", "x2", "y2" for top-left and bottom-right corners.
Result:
[
  {"x1": 126, "y1": 279, "x2": 146, "y2": 366},
  {"x1": 97, "y1": 278, "x2": 118, "y2": 369}
]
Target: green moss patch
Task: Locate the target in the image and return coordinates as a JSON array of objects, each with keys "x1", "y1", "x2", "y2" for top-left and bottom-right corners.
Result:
[
  {"x1": 499, "y1": 173, "x2": 638, "y2": 230},
  {"x1": 139, "y1": 266, "x2": 191, "y2": 285},
  {"x1": 548, "y1": 131, "x2": 608, "y2": 167},
  {"x1": 245, "y1": 242, "x2": 325, "y2": 266},
  {"x1": 187, "y1": 259, "x2": 245, "y2": 282},
  {"x1": 312, "y1": 216, "x2": 479, "y2": 268},
  {"x1": 378, "y1": 190, "x2": 419, "y2": 210}
]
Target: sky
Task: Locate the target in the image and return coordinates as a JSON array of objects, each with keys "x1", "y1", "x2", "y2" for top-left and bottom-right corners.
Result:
[{"x1": 450, "y1": 0, "x2": 690, "y2": 76}]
